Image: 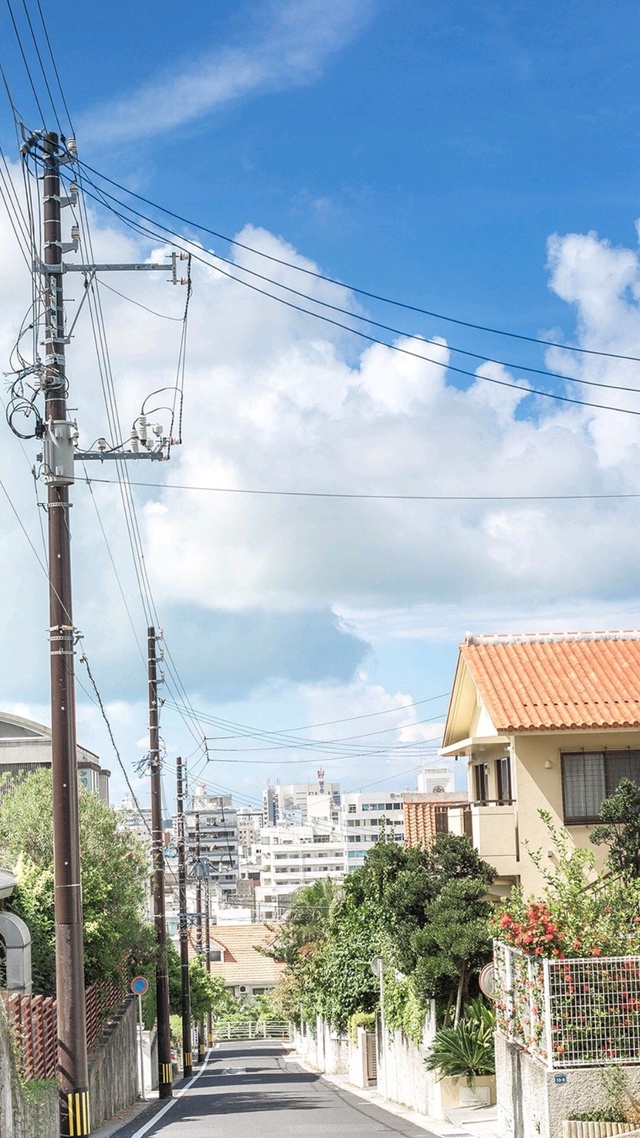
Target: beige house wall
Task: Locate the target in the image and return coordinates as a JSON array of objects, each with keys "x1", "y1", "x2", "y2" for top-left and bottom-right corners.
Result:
[
  {"x1": 444, "y1": 654, "x2": 640, "y2": 897},
  {"x1": 509, "y1": 728, "x2": 640, "y2": 893}
]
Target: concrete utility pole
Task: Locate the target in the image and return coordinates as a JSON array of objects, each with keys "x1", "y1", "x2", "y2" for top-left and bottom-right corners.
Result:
[
  {"x1": 176, "y1": 755, "x2": 192, "y2": 1077},
  {"x1": 149, "y1": 627, "x2": 172, "y2": 1099},
  {"x1": 42, "y1": 130, "x2": 90, "y2": 1138},
  {"x1": 194, "y1": 812, "x2": 206, "y2": 1063}
]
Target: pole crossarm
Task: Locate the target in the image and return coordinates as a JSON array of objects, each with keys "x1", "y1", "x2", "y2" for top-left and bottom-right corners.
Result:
[{"x1": 74, "y1": 450, "x2": 166, "y2": 462}]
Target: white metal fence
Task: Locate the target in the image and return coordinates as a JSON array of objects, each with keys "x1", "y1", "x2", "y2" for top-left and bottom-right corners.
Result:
[
  {"x1": 494, "y1": 941, "x2": 640, "y2": 1069},
  {"x1": 213, "y1": 1021, "x2": 290, "y2": 1041}
]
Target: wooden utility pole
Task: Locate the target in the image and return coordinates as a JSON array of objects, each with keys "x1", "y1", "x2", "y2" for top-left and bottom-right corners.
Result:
[
  {"x1": 149, "y1": 626, "x2": 172, "y2": 1098},
  {"x1": 42, "y1": 130, "x2": 90, "y2": 1138},
  {"x1": 194, "y1": 811, "x2": 205, "y2": 1063},
  {"x1": 176, "y1": 755, "x2": 192, "y2": 1077}
]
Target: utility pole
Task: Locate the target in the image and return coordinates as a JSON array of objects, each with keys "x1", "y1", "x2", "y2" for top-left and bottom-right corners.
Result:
[
  {"x1": 194, "y1": 811, "x2": 205, "y2": 1064},
  {"x1": 42, "y1": 130, "x2": 90, "y2": 1138},
  {"x1": 149, "y1": 626, "x2": 172, "y2": 1099},
  {"x1": 12, "y1": 123, "x2": 186, "y2": 1138},
  {"x1": 204, "y1": 873, "x2": 212, "y2": 1050},
  {"x1": 176, "y1": 755, "x2": 192, "y2": 1077}
]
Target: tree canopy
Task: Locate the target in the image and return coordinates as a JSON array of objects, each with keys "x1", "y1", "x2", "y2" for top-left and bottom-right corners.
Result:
[
  {"x1": 269, "y1": 832, "x2": 495, "y2": 1036},
  {"x1": 0, "y1": 769, "x2": 150, "y2": 995},
  {"x1": 590, "y1": 778, "x2": 640, "y2": 881}
]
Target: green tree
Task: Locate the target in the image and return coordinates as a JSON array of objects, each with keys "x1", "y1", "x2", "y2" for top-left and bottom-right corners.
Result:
[
  {"x1": 0, "y1": 769, "x2": 149, "y2": 995},
  {"x1": 591, "y1": 778, "x2": 640, "y2": 881},
  {"x1": 271, "y1": 832, "x2": 495, "y2": 1033}
]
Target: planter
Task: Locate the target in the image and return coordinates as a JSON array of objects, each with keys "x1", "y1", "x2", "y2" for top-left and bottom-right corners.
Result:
[
  {"x1": 439, "y1": 1074, "x2": 496, "y2": 1110},
  {"x1": 562, "y1": 1123, "x2": 639, "y2": 1138}
]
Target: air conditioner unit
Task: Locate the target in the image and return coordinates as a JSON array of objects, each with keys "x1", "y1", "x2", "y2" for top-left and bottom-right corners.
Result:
[{"x1": 238, "y1": 985, "x2": 248, "y2": 994}]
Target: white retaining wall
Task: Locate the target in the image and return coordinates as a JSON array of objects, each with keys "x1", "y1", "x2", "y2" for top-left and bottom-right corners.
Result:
[
  {"x1": 496, "y1": 1033, "x2": 640, "y2": 1138},
  {"x1": 294, "y1": 1008, "x2": 440, "y2": 1119}
]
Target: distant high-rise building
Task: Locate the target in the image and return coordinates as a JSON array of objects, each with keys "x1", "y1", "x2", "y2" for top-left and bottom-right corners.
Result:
[
  {"x1": 339, "y1": 790, "x2": 405, "y2": 872},
  {"x1": 184, "y1": 787, "x2": 239, "y2": 898},
  {"x1": 262, "y1": 780, "x2": 340, "y2": 825},
  {"x1": 256, "y1": 820, "x2": 344, "y2": 921}
]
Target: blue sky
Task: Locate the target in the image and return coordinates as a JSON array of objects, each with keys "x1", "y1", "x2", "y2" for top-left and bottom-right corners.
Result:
[{"x1": 1, "y1": 0, "x2": 640, "y2": 810}]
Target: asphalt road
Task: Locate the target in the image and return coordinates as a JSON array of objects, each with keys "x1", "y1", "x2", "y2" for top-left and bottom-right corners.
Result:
[{"x1": 110, "y1": 1041, "x2": 436, "y2": 1138}]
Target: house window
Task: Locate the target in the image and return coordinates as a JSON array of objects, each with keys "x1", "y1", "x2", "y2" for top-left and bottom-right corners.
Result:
[
  {"x1": 561, "y1": 751, "x2": 640, "y2": 824},
  {"x1": 496, "y1": 757, "x2": 512, "y2": 803},
  {"x1": 434, "y1": 805, "x2": 449, "y2": 834},
  {"x1": 474, "y1": 763, "x2": 489, "y2": 804},
  {"x1": 348, "y1": 804, "x2": 356, "y2": 814}
]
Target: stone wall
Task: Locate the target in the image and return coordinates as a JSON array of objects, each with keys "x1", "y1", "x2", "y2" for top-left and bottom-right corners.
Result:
[
  {"x1": 0, "y1": 1002, "x2": 57, "y2": 1138},
  {"x1": 88, "y1": 992, "x2": 139, "y2": 1132},
  {"x1": 496, "y1": 1033, "x2": 640, "y2": 1138}
]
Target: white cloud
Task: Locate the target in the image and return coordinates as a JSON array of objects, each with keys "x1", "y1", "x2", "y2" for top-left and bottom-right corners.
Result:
[
  {"x1": 138, "y1": 223, "x2": 640, "y2": 615},
  {"x1": 5, "y1": 162, "x2": 640, "y2": 797},
  {"x1": 79, "y1": 0, "x2": 374, "y2": 144}
]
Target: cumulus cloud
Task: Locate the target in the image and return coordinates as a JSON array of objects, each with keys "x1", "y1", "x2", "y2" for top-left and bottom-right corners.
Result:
[
  {"x1": 4, "y1": 162, "x2": 640, "y2": 797},
  {"x1": 79, "y1": 0, "x2": 374, "y2": 144}
]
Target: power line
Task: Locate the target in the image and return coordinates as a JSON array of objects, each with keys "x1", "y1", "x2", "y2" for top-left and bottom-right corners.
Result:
[
  {"x1": 56, "y1": 169, "x2": 640, "y2": 419},
  {"x1": 65, "y1": 167, "x2": 640, "y2": 398},
  {"x1": 78, "y1": 651, "x2": 152, "y2": 838},
  {"x1": 83, "y1": 477, "x2": 640, "y2": 503},
  {"x1": 74, "y1": 158, "x2": 640, "y2": 365}
]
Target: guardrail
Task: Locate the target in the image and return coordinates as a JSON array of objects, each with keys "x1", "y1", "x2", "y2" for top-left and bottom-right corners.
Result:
[{"x1": 213, "y1": 1020, "x2": 290, "y2": 1041}]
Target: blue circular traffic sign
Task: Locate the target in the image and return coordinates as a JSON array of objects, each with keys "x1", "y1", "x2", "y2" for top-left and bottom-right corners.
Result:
[{"x1": 131, "y1": 976, "x2": 149, "y2": 996}]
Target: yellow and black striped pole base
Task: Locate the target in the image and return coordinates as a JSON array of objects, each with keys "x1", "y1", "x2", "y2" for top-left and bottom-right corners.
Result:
[
  {"x1": 183, "y1": 1050, "x2": 192, "y2": 1078},
  {"x1": 63, "y1": 1088, "x2": 90, "y2": 1136},
  {"x1": 198, "y1": 1043, "x2": 205, "y2": 1062},
  {"x1": 159, "y1": 1061, "x2": 173, "y2": 1096}
]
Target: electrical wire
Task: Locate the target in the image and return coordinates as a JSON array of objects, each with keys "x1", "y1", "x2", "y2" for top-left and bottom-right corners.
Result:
[
  {"x1": 59, "y1": 168, "x2": 640, "y2": 419},
  {"x1": 79, "y1": 651, "x2": 152, "y2": 838},
  {"x1": 74, "y1": 158, "x2": 640, "y2": 365},
  {"x1": 18, "y1": 0, "x2": 62, "y2": 134},
  {"x1": 82, "y1": 477, "x2": 640, "y2": 503}
]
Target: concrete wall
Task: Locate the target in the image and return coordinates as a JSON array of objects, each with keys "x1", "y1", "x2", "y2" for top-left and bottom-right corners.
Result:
[
  {"x1": 296, "y1": 1019, "x2": 349, "y2": 1076},
  {"x1": 295, "y1": 1013, "x2": 440, "y2": 1120},
  {"x1": 0, "y1": 1003, "x2": 57, "y2": 1138},
  {"x1": 88, "y1": 992, "x2": 139, "y2": 1132},
  {"x1": 496, "y1": 1033, "x2": 640, "y2": 1138},
  {"x1": 380, "y1": 1025, "x2": 438, "y2": 1117}
]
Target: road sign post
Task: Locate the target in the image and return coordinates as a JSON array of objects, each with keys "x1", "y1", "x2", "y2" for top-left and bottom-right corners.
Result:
[{"x1": 131, "y1": 977, "x2": 150, "y2": 1100}]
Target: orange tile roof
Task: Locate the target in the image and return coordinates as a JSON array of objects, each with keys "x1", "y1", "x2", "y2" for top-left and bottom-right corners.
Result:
[
  {"x1": 187, "y1": 923, "x2": 285, "y2": 986},
  {"x1": 461, "y1": 631, "x2": 640, "y2": 732}
]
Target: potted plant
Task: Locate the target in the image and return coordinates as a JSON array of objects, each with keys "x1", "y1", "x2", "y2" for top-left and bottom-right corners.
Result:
[{"x1": 425, "y1": 998, "x2": 496, "y2": 1108}]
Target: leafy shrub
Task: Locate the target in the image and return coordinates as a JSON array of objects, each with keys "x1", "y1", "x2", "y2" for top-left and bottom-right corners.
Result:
[
  {"x1": 425, "y1": 998, "x2": 495, "y2": 1088},
  {"x1": 567, "y1": 1110, "x2": 628, "y2": 1123},
  {"x1": 348, "y1": 1011, "x2": 376, "y2": 1044}
]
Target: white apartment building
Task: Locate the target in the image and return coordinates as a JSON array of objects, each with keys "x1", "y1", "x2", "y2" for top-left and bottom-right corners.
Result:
[
  {"x1": 256, "y1": 821, "x2": 345, "y2": 921},
  {"x1": 340, "y1": 790, "x2": 405, "y2": 872},
  {"x1": 262, "y1": 780, "x2": 340, "y2": 825},
  {"x1": 184, "y1": 789, "x2": 239, "y2": 899}
]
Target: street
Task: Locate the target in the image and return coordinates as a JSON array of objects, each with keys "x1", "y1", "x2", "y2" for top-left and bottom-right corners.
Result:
[{"x1": 110, "y1": 1041, "x2": 436, "y2": 1138}]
